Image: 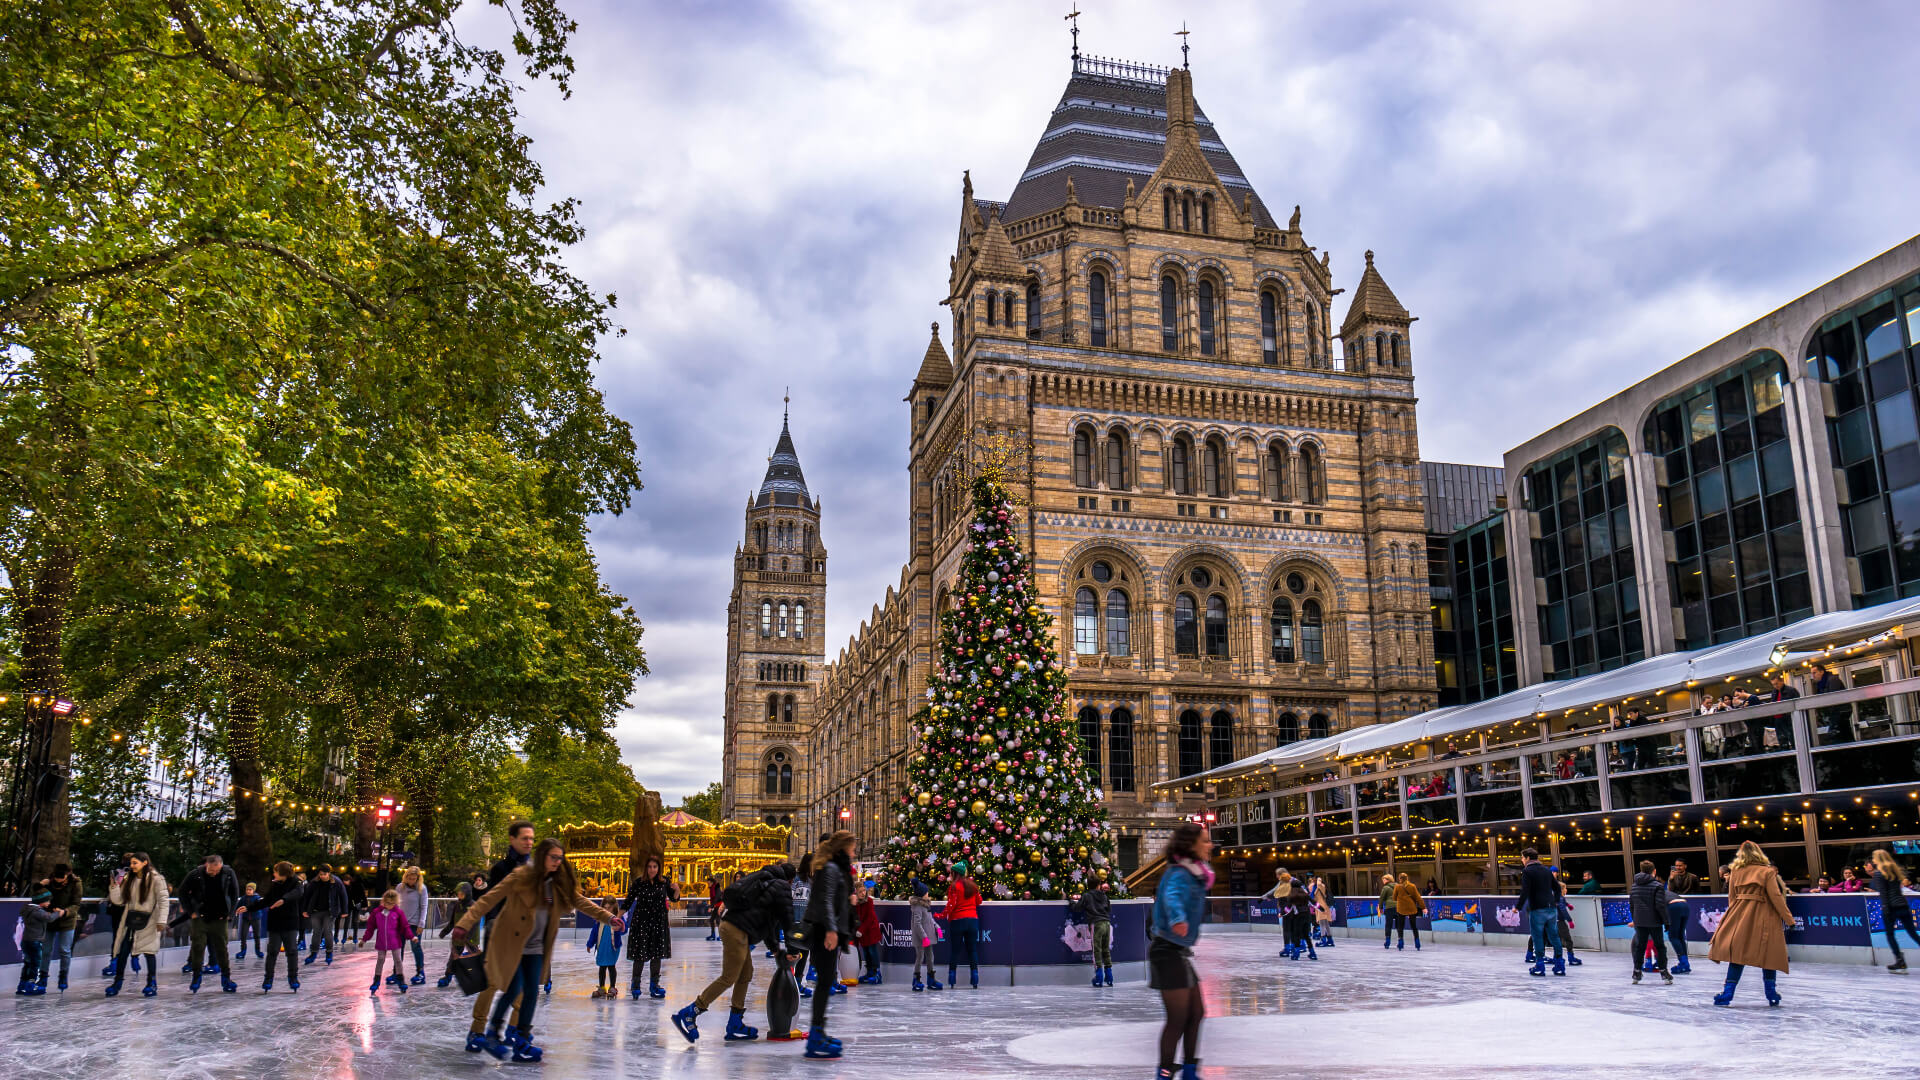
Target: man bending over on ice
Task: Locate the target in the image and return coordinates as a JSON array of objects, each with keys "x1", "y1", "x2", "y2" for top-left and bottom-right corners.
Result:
[{"x1": 672, "y1": 861, "x2": 798, "y2": 1044}]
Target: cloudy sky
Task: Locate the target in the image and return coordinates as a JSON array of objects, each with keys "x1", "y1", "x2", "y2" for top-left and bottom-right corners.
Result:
[{"x1": 492, "y1": 0, "x2": 1920, "y2": 802}]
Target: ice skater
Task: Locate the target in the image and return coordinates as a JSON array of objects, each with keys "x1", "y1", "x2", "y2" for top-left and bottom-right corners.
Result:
[
  {"x1": 1628, "y1": 861, "x2": 1672, "y2": 985},
  {"x1": 1307, "y1": 873, "x2": 1335, "y2": 947},
  {"x1": 105, "y1": 852, "x2": 168, "y2": 998},
  {"x1": 945, "y1": 862, "x2": 984, "y2": 990},
  {"x1": 1152, "y1": 821, "x2": 1212, "y2": 1080},
  {"x1": 1377, "y1": 872, "x2": 1396, "y2": 949},
  {"x1": 852, "y1": 880, "x2": 883, "y2": 984},
  {"x1": 1071, "y1": 879, "x2": 1112, "y2": 986},
  {"x1": 1391, "y1": 873, "x2": 1423, "y2": 951},
  {"x1": 586, "y1": 898, "x2": 625, "y2": 997},
  {"x1": 396, "y1": 866, "x2": 432, "y2": 985},
  {"x1": 362, "y1": 889, "x2": 417, "y2": 997},
  {"x1": 671, "y1": 860, "x2": 796, "y2": 1044},
  {"x1": 1708, "y1": 841, "x2": 1792, "y2": 1006},
  {"x1": 1664, "y1": 877, "x2": 1693, "y2": 975},
  {"x1": 14, "y1": 892, "x2": 60, "y2": 995},
  {"x1": 623, "y1": 853, "x2": 679, "y2": 999},
  {"x1": 801, "y1": 831, "x2": 858, "y2": 1059},
  {"x1": 1869, "y1": 849, "x2": 1919, "y2": 972},
  {"x1": 301, "y1": 864, "x2": 349, "y2": 966},
  {"x1": 259, "y1": 861, "x2": 304, "y2": 992},
  {"x1": 450, "y1": 838, "x2": 624, "y2": 1061},
  {"x1": 1518, "y1": 848, "x2": 1565, "y2": 976},
  {"x1": 236, "y1": 881, "x2": 265, "y2": 961}
]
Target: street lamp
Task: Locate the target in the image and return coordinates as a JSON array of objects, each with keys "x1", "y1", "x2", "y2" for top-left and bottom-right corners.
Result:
[{"x1": 376, "y1": 797, "x2": 395, "y2": 883}]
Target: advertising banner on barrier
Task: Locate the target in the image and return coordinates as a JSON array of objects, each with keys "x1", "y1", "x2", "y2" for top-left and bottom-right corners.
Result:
[
  {"x1": 1480, "y1": 896, "x2": 1529, "y2": 935},
  {"x1": 876, "y1": 898, "x2": 1150, "y2": 967},
  {"x1": 1424, "y1": 897, "x2": 1483, "y2": 934},
  {"x1": 1684, "y1": 894, "x2": 1873, "y2": 948}
]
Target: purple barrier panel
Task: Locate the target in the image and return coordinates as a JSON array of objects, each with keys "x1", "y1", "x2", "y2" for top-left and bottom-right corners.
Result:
[
  {"x1": 1425, "y1": 897, "x2": 1482, "y2": 933},
  {"x1": 1482, "y1": 896, "x2": 1529, "y2": 935},
  {"x1": 1247, "y1": 898, "x2": 1280, "y2": 925},
  {"x1": 0, "y1": 899, "x2": 24, "y2": 965},
  {"x1": 1690, "y1": 894, "x2": 1871, "y2": 947},
  {"x1": 876, "y1": 899, "x2": 1149, "y2": 967}
]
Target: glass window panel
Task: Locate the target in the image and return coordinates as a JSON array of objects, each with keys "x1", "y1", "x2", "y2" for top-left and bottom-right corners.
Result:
[
  {"x1": 1835, "y1": 409, "x2": 1875, "y2": 464},
  {"x1": 1834, "y1": 373, "x2": 1867, "y2": 416},
  {"x1": 1696, "y1": 469, "x2": 1727, "y2": 515},
  {"x1": 1074, "y1": 587, "x2": 1099, "y2": 653},
  {"x1": 1771, "y1": 526, "x2": 1807, "y2": 576},
  {"x1": 1715, "y1": 378, "x2": 1748, "y2": 421},
  {"x1": 1904, "y1": 291, "x2": 1920, "y2": 347},
  {"x1": 1849, "y1": 498, "x2": 1890, "y2": 553},
  {"x1": 1743, "y1": 582, "x2": 1775, "y2": 622},
  {"x1": 1861, "y1": 549, "x2": 1896, "y2": 593},
  {"x1": 1765, "y1": 488, "x2": 1800, "y2": 527},
  {"x1": 1877, "y1": 394, "x2": 1920, "y2": 449},
  {"x1": 1760, "y1": 441, "x2": 1794, "y2": 495},
  {"x1": 1732, "y1": 500, "x2": 1765, "y2": 542},
  {"x1": 1705, "y1": 546, "x2": 1737, "y2": 596},
  {"x1": 1587, "y1": 515, "x2": 1611, "y2": 555},
  {"x1": 1675, "y1": 522, "x2": 1698, "y2": 561},
  {"x1": 1752, "y1": 363, "x2": 1787, "y2": 413},
  {"x1": 1890, "y1": 483, "x2": 1920, "y2": 546},
  {"x1": 1687, "y1": 394, "x2": 1716, "y2": 443},
  {"x1": 1868, "y1": 354, "x2": 1910, "y2": 400},
  {"x1": 1106, "y1": 590, "x2": 1131, "y2": 656},
  {"x1": 1754, "y1": 404, "x2": 1787, "y2": 446},
  {"x1": 1888, "y1": 444, "x2": 1920, "y2": 493},
  {"x1": 1818, "y1": 324, "x2": 1858, "y2": 379},
  {"x1": 1847, "y1": 459, "x2": 1882, "y2": 501},
  {"x1": 1700, "y1": 512, "x2": 1731, "y2": 551},
  {"x1": 1666, "y1": 448, "x2": 1690, "y2": 482},
  {"x1": 1863, "y1": 305, "x2": 1903, "y2": 361},
  {"x1": 1721, "y1": 420, "x2": 1753, "y2": 460},
  {"x1": 1204, "y1": 594, "x2": 1229, "y2": 657},
  {"x1": 1776, "y1": 573, "x2": 1812, "y2": 616},
  {"x1": 1728, "y1": 454, "x2": 1760, "y2": 505},
  {"x1": 1737, "y1": 535, "x2": 1771, "y2": 586}
]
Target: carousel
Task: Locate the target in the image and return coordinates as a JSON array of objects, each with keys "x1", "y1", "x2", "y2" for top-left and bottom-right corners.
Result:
[{"x1": 561, "y1": 810, "x2": 792, "y2": 897}]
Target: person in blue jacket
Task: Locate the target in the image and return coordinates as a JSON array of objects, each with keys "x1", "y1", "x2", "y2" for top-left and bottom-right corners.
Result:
[{"x1": 1151, "y1": 821, "x2": 1213, "y2": 1080}]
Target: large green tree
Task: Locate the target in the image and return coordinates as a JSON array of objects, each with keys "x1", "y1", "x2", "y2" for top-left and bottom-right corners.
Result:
[{"x1": 0, "y1": 1, "x2": 642, "y2": 880}]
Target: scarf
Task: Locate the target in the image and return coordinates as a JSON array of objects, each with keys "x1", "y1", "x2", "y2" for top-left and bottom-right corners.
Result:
[{"x1": 1171, "y1": 855, "x2": 1215, "y2": 891}]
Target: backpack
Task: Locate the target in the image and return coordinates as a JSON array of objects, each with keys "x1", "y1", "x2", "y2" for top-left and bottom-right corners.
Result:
[{"x1": 721, "y1": 868, "x2": 773, "y2": 914}]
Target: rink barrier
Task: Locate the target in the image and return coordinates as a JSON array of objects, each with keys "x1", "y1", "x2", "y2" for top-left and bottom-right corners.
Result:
[
  {"x1": 869, "y1": 898, "x2": 1154, "y2": 986},
  {"x1": 1205, "y1": 893, "x2": 1892, "y2": 966}
]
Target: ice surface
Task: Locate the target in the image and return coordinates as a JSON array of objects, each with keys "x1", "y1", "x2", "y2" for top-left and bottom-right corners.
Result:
[{"x1": 5, "y1": 931, "x2": 1914, "y2": 1078}]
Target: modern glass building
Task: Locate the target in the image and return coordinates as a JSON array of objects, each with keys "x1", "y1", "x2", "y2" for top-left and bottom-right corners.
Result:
[{"x1": 1423, "y1": 463, "x2": 1514, "y2": 706}]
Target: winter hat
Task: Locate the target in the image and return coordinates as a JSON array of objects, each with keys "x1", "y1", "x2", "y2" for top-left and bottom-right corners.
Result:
[
  {"x1": 32, "y1": 891, "x2": 51, "y2": 903},
  {"x1": 951, "y1": 861, "x2": 968, "y2": 875},
  {"x1": 913, "y1": 879, "x2": 930, "y2": 897}
]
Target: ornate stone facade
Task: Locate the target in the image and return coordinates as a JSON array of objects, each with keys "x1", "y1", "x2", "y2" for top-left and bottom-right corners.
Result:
[
  {"x1": 719, "y1": 414, "x2": 826, "y2": 843},
  {"x1": 796, "y1": 58, "x2": 1436, "y2": 867}
]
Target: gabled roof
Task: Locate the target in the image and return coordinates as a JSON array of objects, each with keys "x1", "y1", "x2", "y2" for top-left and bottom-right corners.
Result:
[
  {"x1": 1001, "y1": 58, "x2": 1277, "y2": 229},
  {"x1": 756, "y1": 413, "x2": 811, "y2": 509},
  {"x1": 913, "y1": 322, "x2": 953, "y2": 388},
  {"x1": 1341, "y1": 250, "x2": 1410, "y2": 331}
]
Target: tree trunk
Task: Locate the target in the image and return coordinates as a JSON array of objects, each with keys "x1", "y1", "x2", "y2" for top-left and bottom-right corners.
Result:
[
  {"x1": 21, "y1": 542, "x2": 77, "y2": 882},
  {"x1": 226, "y1": 681, "x2": 273, "y2": 879},
  {"x1": 415, "y1": 800, "x2": 437, "y2": 873}
]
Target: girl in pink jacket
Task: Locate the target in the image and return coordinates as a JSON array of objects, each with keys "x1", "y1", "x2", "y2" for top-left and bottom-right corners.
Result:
[{"x1": 362, "y1": 890, "x2": 417, "y2": 996}]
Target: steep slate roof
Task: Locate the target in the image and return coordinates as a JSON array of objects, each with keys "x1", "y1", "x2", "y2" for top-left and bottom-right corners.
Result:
[
  {"x1": 1002, "y1": 61, "x2": 1278, "y2": 229},
  {"x1": 913, "y1": 322, "x2": 954, "y2": 388},
  {"x1": 1341, "y1": 250, "x2": 1411, "y2": 331},
  {"x1": 756, "y1": 414, "x2": 812, "y2": 508}
]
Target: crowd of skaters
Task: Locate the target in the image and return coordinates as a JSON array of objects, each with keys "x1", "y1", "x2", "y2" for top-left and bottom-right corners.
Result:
[{"x1": 13, "y1": 818, "x2": 1920, "y2": 1077}]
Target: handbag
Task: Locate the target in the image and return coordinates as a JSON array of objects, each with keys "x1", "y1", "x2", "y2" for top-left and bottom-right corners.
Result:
[
  {"x1": 122, "y1": 909, "x2": 151, "y2": 934},
  {"x1": 449, "y1": 950, "x2": 489, "y2": 995}
]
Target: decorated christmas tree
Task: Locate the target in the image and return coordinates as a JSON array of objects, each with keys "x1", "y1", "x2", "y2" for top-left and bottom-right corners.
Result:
[{"x1": 876, "y1": 475, "x2": 1125, "y2": 901}]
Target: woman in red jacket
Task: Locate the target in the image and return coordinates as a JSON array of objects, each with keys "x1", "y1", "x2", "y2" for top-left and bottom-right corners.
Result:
[
  {"x1": 853, "y1": 881, "x2": 884, "y2": 984},
  {"x1": 945, "y1": 862, "x2": 983, "y2": 989}
]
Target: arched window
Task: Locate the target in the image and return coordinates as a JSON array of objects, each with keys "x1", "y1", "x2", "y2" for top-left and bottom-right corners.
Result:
[
  {"x1": 1074, "y1": 587, "x2": 1099, "y2": 654},
  {"x1": 1202, "y1": 437, "x2": 1226, "y2": 497},
  {"x1": 985, "y1": 291, "x2": 997, "y2": 327},
  {"x1": 1174, "y1": 593, "x2": 1198, "y2": 656},
  {"x1": 1260, "y1": 290, "x2": 1279, "y2": 365},
  {"x1": 1160, "y1": 275, "x2": 1180, "y2": 351},
  {"x1": 1200, "y1": 197, "x2": 1211, "y2": 235},
  {"x1": 1309, "y1": 712, "x2": 1331, "y2": 740},
  {"x1": 1089, "y1": 270, "x2": 1109, "y2": 348},
  {"x1": 793, "y1": 602, "x2": 806, "y2": 639},
  {"x1": 777, "y1": 602, "x2": 789, "y2": 637},
  {"x1": 1271, "y1": 597, "x2": 1295, "y2": 662},
  {"x1": 1375, "y1": 331, "x2": 1387, "y2": 367},
  {"x1": 1300, "y1": 444, "x2": 1326, "y2": 505},
  {"x1": 1209, "y1": 710, "x2": 1234, "y2": 769},
  {"x1": 1178, "y1": 709, "x2": 1204, "y2": 777},
  {"x1": 1105, "y1": 590, "x2": 1130, "y2": 656},
  {"x1": 1301, "y1": 599, "x2": 1325, "y2": 664},
  {"x1": 1170, "y1": 435, "x2": 1193, "y2": 496},
  {"x1": 1265, "y1": 443, "x2": 1289, "y2": 501},
  {"x1": 1108, "y1": 707, "x2": 1135, "y2": 792},
  {"x1": 1181, "y1": 196, "x2": 1193, "y2": 232},
  {"x1": 1077, "y1": 706, "x2": 1101, "y2": 772},
  {"x1": 1205, "y1": 594, "x2": 1229, "y2": 657},
  {"x1": 1276, "y1": 711, "x2": 1300, "y2": 745},
  {"x1": 764, "y1": 749, "x2": 792, "y2": 795},
  {"x1": 1197, "y1": 279, "x2": 1216, "y2": 355},
  {"x1": 764, "y1": 758, "x2": 779, "y2": 795},
  {"x1": 766, "y1": 693, "x2": 779, "y2": 724},
  {"x1": 780, "y1": 814, "x2": 792, "y2": 827},
  {"x1": 1162, "y1": 191, "x2": 1173, "y2": 230},
  {"x1": 1027, "y1": 282, "x2": 1042, "y2": 338},
  {"x1": 782, "y1": 694, "x2": 796, "y2": 725},
  {"x1": 1072, "y1": 427, "x2": 1093, "y2": 488},
  {"x1": 760, "y1": 600, "x2": 772, "y2": 637},
  {"x1": 780, "y1": 762, "x2": 793, "y2": 794},
  {"x1": 1105, "y1": 429, "x2": 1129, "y2": 490}
]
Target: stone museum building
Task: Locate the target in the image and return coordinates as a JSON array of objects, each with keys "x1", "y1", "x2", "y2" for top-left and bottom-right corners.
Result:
[{"x1": 721, "y1": 54, "x2": 1441, "y2": 868}]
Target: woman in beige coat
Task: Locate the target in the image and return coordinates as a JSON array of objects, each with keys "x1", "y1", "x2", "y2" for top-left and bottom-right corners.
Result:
[
  {"x1": 451, "y1": 838, "x2": 623, "y2": 1060},
  {"x1": 105, "y1": 852, "x2": 169, "y2": 997},
  {"x1": 1706, "y1": 841, "x2": 1792, "y2": 1006}
]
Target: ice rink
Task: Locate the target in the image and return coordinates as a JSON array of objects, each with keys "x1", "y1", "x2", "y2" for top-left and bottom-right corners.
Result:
[{"x1": 6, "y1": 931, "x2": 1914, "y2": 1078}]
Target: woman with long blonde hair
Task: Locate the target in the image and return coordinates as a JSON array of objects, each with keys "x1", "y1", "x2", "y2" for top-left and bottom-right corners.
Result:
[
  {"x1": 396, "y1": 866, "x2": 431, "y2": 985},
  {"x1": 1706, "y1": 841, "x2": 1791, "y2": 1006},
  {"x1": 1870, "y1": 849, "x2": 1920, "y2": 972}
]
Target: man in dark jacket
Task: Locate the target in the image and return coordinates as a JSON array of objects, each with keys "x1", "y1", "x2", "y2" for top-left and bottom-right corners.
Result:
[
  {"x1": 178, "y1": 854, "x2": 245, "y2": 991},
  {"x1": 1667, "y1": 860, "x2": 1700, "y2": 896},
  {"x1": 1072, "y1": 883, "x2": 1114, "y2": 985},
  {"x1": 1628, "y1": 860, "x2": 1673, "y2": 983},
  {"x1": 1517, "y1": 847, "x2": 1565, "y2": 976},
  {"x1": 301, "y1": 864, "x2": 351, "y2": 965},
  {"x1": 33, "y1": 864, "x2": 83, "y2": 990},
  {"x1": 674, "y1": 862, "x2": 798, "y2": 1043},
  {"x1": 484, "y1": 821, "x2": 536, "y2": 949},
  {"x1": 259, "y1": 861, "x2": 306, "y2": 991},
  {"x1": 339, "y1": 871, "x2": 367, "y2": 942}
]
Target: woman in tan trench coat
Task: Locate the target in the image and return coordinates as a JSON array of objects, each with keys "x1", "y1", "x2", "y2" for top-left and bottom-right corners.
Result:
[
  {"x1": 1707, "y1": 840, "x2": 1793, "y2": 1006},
  {"x1": 451, "y1": 838, "x2": 623, "y2": 1060}
]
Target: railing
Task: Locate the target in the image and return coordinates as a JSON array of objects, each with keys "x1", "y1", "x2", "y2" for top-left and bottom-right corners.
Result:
[
  {"x1": 1203, "y1": 670, "x2": 1920, "y2": 842},
  {"x1": 1073, "y1": 55, "x2": 1169, "y2": 85}
]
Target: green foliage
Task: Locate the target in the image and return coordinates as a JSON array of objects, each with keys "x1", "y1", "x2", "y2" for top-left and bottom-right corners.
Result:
[
  {"x1": 500, "y1": 732, "x2": 644, "y2": 840},
  {"x1": 679, "y1": 781, "x2": 723, "y2": 824},
  {"x1": 877, "y1": 478, "x2": 1123, "y2": 901}
]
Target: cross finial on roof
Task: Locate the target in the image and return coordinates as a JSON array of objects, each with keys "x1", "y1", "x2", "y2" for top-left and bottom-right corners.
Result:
[
  {"x1": 1176, "y1": 22, "x2": 1190, "y2": 69},
  {"x1": 1065, "y1": 3, "x2": 1080, "y2": 62}
]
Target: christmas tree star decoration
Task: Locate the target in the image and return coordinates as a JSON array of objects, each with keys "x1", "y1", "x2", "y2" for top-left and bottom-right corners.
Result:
[{"x1": 877, "y1": 476, "x2": 1125, "y2": 901}]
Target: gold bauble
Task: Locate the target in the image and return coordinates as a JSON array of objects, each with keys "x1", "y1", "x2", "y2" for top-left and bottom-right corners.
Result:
[
  {"x1": 1015, "y1": 793, "x2": 1026, "y2": 803},
  {"x1": 970, "y1": 800, "x2": 987, "y2": 815},
  {"x1": 915, "y1": 754, "x2": 928, "y2": 766},
  {"x1": 979, "y1": 733, "x2": 995, "y2": 747},
  {"x1": 995, "y1": 761, "x2": 1010, "y2": 773},
  {"x1": 995, "y1": 707, "x2": 1008, "y2": 718},
  {"x1": 1096, "y1": 868, "x2": 1109, "y2": 880},
  {"x1": 1044, "y1": 764, "x2": 1053, "y2": 774},
  {"x1": 1029, "y1": 850, "x2": 1043, "y2": 863},
  {"x1": 1076, "y1": 846, "x2": 1089, "y2": 859},
  {"x1": 1013, "y1": 873, "x2": 1027, "y2": 886},
  {"x1": 916, "y1": 792, "x2": 931, "y2": 806},
  {"x1": 1023, "y1": 817, "x2": 1039, "y2": 831}
]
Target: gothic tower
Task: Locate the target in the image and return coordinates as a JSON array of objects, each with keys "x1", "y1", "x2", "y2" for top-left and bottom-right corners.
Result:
[{"x1": 721, "y1": 410, "x2": 827, "y2": 842}]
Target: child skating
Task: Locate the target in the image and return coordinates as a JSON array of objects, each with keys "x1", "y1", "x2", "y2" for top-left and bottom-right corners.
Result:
[{"x1": 361, "y1": 889, "x2": 417, "y2": 996}]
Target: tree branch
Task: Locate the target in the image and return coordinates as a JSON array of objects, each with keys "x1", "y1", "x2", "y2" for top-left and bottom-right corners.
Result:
[
  {"x1": 166, "y1": 0, "x2": 275, "y2": 90},
  {"x1": 220, "y1": 238, "x2": 380, "y2": 313},
  {"x1": 0, "y1": 237, "x2": 217, "y2": 327},
  {"x1": 362, "y1": 17, "x2": 437, "y2": 71}
]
